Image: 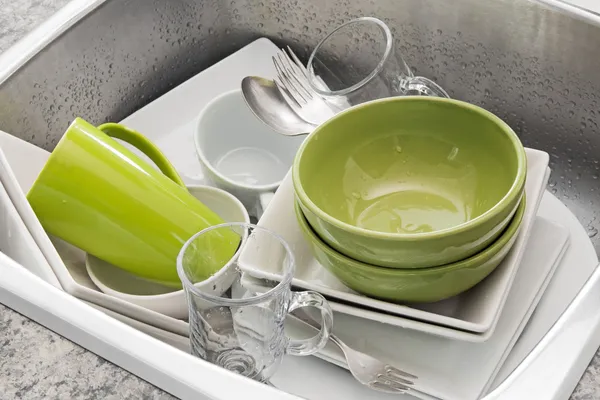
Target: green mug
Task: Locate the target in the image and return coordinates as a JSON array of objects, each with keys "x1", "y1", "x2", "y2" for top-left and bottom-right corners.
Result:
[{"x1": 27, "y1": 118, "x2": 239, "y2": 287}]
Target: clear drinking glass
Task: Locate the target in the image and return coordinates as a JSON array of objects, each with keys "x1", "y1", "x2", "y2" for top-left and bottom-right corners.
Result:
[
  {"x1": 307, "y1": 17, "x2": 449, "y2": 107},
  {"x1": 177, "y1": 222, "x2": 333, "y2": 382}
]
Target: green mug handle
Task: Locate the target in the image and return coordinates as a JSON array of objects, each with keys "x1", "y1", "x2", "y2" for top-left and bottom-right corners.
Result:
[{"x1": 97, "y1": 123, "x2": 187, "y2": 188}]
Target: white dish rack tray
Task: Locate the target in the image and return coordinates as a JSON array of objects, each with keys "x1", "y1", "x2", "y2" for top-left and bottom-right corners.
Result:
[{"x1": 0, "y1": 38, "x2": 598, "y2": 400}]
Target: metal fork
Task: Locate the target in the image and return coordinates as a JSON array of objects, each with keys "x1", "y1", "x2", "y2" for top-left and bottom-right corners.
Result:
[
  {"x1": 291, "y1": 311, "x2": 417, "y2": 394},
  {"x1": 281, "y1": 46, "x2": 352, "y2": 111},
  {"x1": 272, "y1": 47, "x2": 336, "y2": 124},
  {"x1": 239, "y1": 274, "x2": 418, "y2": 394}
]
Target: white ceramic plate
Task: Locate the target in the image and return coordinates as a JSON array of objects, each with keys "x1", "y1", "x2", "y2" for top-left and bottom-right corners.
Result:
[
  {"x1": 273, "y1": 214, "x2": 569, "y2": 400},
  {"x1": 239, "y1": 148, "x2": 550, "y2": 339},
  {"x1": 489, "y1": 190, "x2": 600, "y2": 389},
  {"x1": 0, "y1": 150, "x2": 60, "y2": 288},
  {"x1": 1, "y1": 220, "x2": 598, "y2": 400},
  {"x1": 80, "y1": 210, "x2": 573, "y2": 400},
  {"x1": 72, "y1": 210, "x2": 572, "y2": 400}
]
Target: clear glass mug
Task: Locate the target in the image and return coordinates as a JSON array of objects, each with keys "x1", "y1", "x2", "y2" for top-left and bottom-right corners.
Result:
[
  {"x1": 306, "y1": 17, "x2": 449, "y2": 108},
  {"x1": 177, "y1": 222, "x2": 333, "y2": 382}
]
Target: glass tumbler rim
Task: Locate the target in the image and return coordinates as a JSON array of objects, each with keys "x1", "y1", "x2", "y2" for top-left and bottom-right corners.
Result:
[
  {"x1": 176, "y1": 222, "x2": 295, "y2": 307},
  {"x1": 307, "y1": 16, "x2": 394, "y2": 97}
]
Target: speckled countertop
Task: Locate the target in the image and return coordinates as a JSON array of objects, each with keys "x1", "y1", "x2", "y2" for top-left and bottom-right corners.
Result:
[{"x1": 0, "y1": 1, "x2": 599, "y2": 400}]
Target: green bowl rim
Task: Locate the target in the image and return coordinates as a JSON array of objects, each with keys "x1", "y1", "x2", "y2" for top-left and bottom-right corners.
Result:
[
  {"x1": 292, "y1": 96, "x2": 528, "y2": 242},
  {"x1": 294, "y1": 194, "x2": 526, "y2": 276}
]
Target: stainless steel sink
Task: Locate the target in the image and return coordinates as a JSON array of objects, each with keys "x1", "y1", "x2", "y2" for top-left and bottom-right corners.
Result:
[{"x1": 1, "y1": 0, "x2": 599, "y2": 251}]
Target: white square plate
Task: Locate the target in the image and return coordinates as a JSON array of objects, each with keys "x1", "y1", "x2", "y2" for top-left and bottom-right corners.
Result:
[
  {"x1": 0, "y1": 150, "x2": 60, "y2": 288},
  {"x1": 272, "y1": 214, "x2": 570, "y2": 400},
  {"x1": 81, "y1": 209, "x2": 570, "y2": 400},
  {"x1": 239, "y1": 148, "x2": 550, "y2": 340}
]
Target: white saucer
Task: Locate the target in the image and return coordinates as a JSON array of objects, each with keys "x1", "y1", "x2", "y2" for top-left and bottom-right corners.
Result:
[{"x1": 86, "y1": 185, "x2": 250, "y2": 319}]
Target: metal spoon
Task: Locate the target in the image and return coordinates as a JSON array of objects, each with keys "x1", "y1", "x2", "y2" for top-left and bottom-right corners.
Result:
[{"x1": 241, "y1": 76, "x2": 317, "y2": 136}]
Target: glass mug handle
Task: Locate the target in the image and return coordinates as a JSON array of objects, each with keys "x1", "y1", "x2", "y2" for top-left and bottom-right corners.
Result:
[
  {"x1": 97, "y1": 123, "x2": 187, "y2": 188},
  {"x1": 286, "y1": 291, "x2": 334, "y2": 356},
  {"x1": 401, "y1": 76, "x2": 450, "y2": 98}
]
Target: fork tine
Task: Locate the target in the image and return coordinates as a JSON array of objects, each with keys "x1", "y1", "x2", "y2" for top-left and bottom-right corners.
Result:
[
  {"x1": 377, "y1": 372, "x2": 414, "y2": 386},
  {"x1": 285, "y1": 46, "x2": 310, "y2": 78},
  {"x1": 287, "y1": 67, "x2": 314, "y2": 99},
  {"x1": 274, "y1": 54, "x2": 311, "y2": 104},
  {"x1": 385, "y1": 365, "x2": 418, "y2": 380},
  {"x1": 369, "y1": 380, "x2": 409, "y2": 393},
  {"x1": 277, "y1": 51, "x2": 310, "y2": 92},
  {"x1": 374, "y1": 377, "x2": 412, "y2": 391},
  {"x1": 277, "y1": 52, "x2": 313, "y2": 100},
  {"x1": 273, "y1": 78, "x2": 302, "y2": 109},
  {"x1": 273, "y1": 55, "x2": 309, "y2": 105},
  {"x1": 279, "y1": 48, "x2": 304, "y2": 76},
  {"x1": 279, "y1": 50, "x2": 314, "y2": 98},
  {"x1": 273, "y1": 55, "x2": 298, "y2": 98}
]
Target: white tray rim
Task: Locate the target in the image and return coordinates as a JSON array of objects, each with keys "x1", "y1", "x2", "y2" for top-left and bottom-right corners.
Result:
[{"x1": 1, "y1": 246, "x2": 599, "y2": 400}]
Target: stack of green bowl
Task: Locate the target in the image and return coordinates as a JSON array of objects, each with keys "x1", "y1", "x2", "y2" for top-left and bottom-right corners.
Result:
[{"x1": 292, "y1": 97, "x2": 527, "y2": 303}]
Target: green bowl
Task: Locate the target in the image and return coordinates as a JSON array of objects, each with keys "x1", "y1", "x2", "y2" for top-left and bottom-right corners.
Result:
[
  {"x1": 295, "y1": 197, "x2": 525, "y2": 303},
  {"x1": 293, "y1": 96, "x2": 527, "y2": 268}
]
